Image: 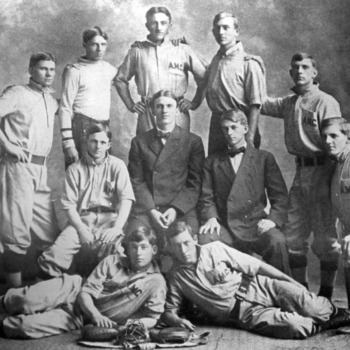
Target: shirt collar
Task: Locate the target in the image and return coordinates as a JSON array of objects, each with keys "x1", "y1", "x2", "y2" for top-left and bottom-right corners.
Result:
[
  {"x1": 78, "y1": 56, "x2": 103, "y2": 65},
  {"x1": 119, "y1": 255, "x2": 161, "y2": 274},
  {"x1": 335, "y1": 145, "x2": 350, "y2": 164},
  {"x1": 83, "y1": 151, "x2": 110, "y2": 166},
  {"x1": 291, "y1": 82, "x2": 319, "y2": 96},
  {"x1": 28, "y1": 78, "x2": 54, "y2": 94},
  {"x1": 171, "y1": 244, "x2": 202, "y2": 271},
  {"x1": 218, "y1": 41, "x2": 244, "y2": 57},
  {"x1": 146, "y1": 35, "x2": 171, "y2": 47},
  {"x1": 156, "y1": 124, "x2": 175, "y2": 134}
]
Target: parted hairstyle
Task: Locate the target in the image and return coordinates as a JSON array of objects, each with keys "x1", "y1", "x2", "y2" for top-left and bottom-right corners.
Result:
[
  {"x1": 166, "y1": 221, "x2": 193, "y2": 241},
  {"x1": 146, "y1": 6, "x2": 172, "y2": 22},
  {"x1": 213, "y1": 11, "x2": 239, "y2": 29},
  {"x1": 152, "y1": 89, "x2": 178, "y2": 107},
  {"x1": 291, "y1": 52, "x2": 317, "y2": 69},
  {"x1": 220, "y1": 108, "x2": 248, "y2": 127},
  {"x1": 124, "y1": 226, "x2": 158, "y2": 248},
  {"x1": 321, "y1": 117, "x2": 350, "y2": 139},
  {"x1": 83, "y1": 26, "x2": 108, "y2": 44},
  {"x1": 85, "y1": 123, "x2": 112, "y2": 141},
  {"x1": 29, "y1": 52, "x2": 56, "y2": 68}
]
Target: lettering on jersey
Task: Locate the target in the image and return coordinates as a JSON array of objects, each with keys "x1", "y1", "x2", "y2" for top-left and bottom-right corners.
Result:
[
  {"x1": 169, "y1": 62, "x2": 184, "y2": 72},
  {"x1": 340, "y1": 180, "x2": 350, "y2": 194},
  {"x1": 129, "y1": 284, "x2": 142, "y2": 297},
  {"x1": 301, "y1": 109, "x2": 317, "y2": 127}
]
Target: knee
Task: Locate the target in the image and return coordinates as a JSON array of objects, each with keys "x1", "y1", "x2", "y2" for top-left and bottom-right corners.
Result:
[
  {"x1": 279, "y1": 320, "x2": 311, "y2": 339},
  {"x1": 266, "y1": 228, "x2": 287, "y2": 246}
]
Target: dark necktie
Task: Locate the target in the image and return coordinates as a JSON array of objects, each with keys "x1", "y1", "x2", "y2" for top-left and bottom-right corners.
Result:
[
  {"x1": 228, "y1": 146, "x2": 245, "y2": 158},
  {"x1": 156, "y1": 130, "x2": 171, "y2": 139}
]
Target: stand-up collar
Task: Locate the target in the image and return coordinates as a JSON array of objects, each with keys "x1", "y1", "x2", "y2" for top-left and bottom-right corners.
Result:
[{"x1": 28, "y1": 78, "x2": 54, "y2": 94}]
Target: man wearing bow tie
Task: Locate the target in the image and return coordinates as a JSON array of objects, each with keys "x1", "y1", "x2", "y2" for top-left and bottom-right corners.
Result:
[
  {"x1": 127, "y1": 90, "x2": 204, "y2": 261},
  {"x1": 199, "y1": 109, "x2": 290, "y2": 273}
]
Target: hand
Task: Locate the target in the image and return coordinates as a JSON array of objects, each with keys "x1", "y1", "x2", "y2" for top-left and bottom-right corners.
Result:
[
  {"x1": 177, "y1": 318, "x2": 195, "y2": 331},
  {"x1": 64, "y1": 146, "x2": 79, "y2": 165},
  {"x1": 342, "y1": 235, "x2": 350, "y2": 262},
  {"x1": 149, "y1": 209, "x2": 169, "y2": 230},
  {"x1": 97, "y1": 226, "x2": 123, "y2": 244},
  {"x1": 178, "y1": 98, "x2": 194, "y2": 113},
  {"x1": 77, "y1": 226, "x2": 94, "y2": 245},
  {"x1": 257, "y1": 219, "x2": 276, "y2": 236},
  {"x1": 131, "y1": 101, "x2": 147, "y2": 115},
  {"x1": 199, "y1": 218, "x2": 220, "y2": 235},
  {"x1": 92, "y1": 314, "x2": 117, "y2": 328},
  {"x1": 170, "y1": 37, "x2": 188, "y2": 46},
  {"x1": 160, "y1": 208, "x2": 177, "y2": 227},
  {"x1": 4, "y1": 142, "x2": 28, "y2": 162},
  {"x1": 97, "y1": 234, "x2": 124, "y2": 260},
  {"x1": 131, "y1": 41, "x2": 143, "y2": 49}
]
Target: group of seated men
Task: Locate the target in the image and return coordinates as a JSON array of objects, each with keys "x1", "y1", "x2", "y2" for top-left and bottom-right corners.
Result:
[{"x1": 1, "y1": 5, "x2": 350, "y2": 342}]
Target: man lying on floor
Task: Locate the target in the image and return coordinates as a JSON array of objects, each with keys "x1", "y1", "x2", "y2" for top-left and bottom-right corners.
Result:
[
  {"x1": 0, "y1": 227, "x2": 166, "y2": 339},
  {"x1": 162, "y1": 221, "x2": 350, "y2": 339}
]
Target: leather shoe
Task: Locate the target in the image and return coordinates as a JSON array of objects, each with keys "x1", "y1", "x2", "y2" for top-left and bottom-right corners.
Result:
[{"x1": 322, "y1": 308, "x2": 350, "y2": 331}]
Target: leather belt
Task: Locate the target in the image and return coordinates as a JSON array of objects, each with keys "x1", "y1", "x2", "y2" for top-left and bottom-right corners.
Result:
[
  {"x1": 74, "y1": 113, "x2": 110, "y2": 126},
  {"x1": 295, "y1": 155, "x2": 326, "y2": 167},
  {"x1": 230, "y1": 273, "x2": 252, "y2": 321},
  {"x1": 81, "y1": 206, "x2": 116, "y2": 214},
  {"x1": 23, "y1": 150, "x2": 47, "y2": 165}
]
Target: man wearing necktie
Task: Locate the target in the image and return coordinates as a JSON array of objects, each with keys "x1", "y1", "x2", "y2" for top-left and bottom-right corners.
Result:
[
  {"x1": 127, "y1": 89, "x2": 204, "y2": 267},
  {"x1": 199, "y1": 109, "x2": 290, "y2": 273}
]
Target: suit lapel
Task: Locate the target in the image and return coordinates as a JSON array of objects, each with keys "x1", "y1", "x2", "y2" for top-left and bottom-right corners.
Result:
[
  {"x1": 218, "y1": 153, "x2": 236, "y2": 185},
  {"x1": 156, "y1": 125, "x2": 181, "y2": 166},
  {"x1": 149, "y1": 129, "x2": 163, "y2": 157}
]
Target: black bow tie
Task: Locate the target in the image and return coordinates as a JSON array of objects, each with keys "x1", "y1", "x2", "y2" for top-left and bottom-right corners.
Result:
[
  {"x1": 156, "y1": 130, "x2": 171, "y2": 139},
  {"x1": 228, "y1": 146, "x2": 245, "y2": 158}
]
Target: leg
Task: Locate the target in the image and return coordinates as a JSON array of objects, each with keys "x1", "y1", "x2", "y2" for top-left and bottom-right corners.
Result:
[
  {"x1": 2, "y1": 274, "x2": 83, "y2": 339},
  {"x1": 208, "y1": 113, "x2": 226, "y2": 155},
  {"x1": 284, "y1": 168, "x2": 312, "y2": 287},
  {"x1": 252, "y1": 227, "x2": 290, "y2": 274},
  {"x1": 0, "y1": 160, "x2": 36, "y2": 287},
  {"x1": 197, "y1": 224, "x2": 235, "y2": 246}
]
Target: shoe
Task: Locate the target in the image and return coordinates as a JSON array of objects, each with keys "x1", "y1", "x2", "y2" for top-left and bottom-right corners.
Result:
[{"x1": 322, "y1": 309, "x2": 350, "y2": 331}]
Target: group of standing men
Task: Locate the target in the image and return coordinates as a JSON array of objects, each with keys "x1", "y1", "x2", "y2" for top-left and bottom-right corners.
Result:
[{"x1": 1, "y1": 5, "x2": 350, "y2": 341}]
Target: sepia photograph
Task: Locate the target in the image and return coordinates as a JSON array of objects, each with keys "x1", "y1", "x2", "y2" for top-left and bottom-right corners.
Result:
[{"x1": 0, "y1": 0, "x2": 350, "y2": 349}]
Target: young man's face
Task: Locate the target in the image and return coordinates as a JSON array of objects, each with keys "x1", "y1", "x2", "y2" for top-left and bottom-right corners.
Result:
[
  {"x1": 212, "y1": 17, "x2": 239, "y2": 49},
  {"x1": 221, "y1": 118, "x2": 248, "y2": 148},
  {"x1": 127, "y1": 239, "x2": 158, "y2": 271},
  {"x1": 322, "y1": 124, "x2": 349, "y2": 158},
  {"x1": 146, "y1": 13, "x2": 171, "y2": 44},
  {"x1": 86, "y1": 131, "x2": 111, "y2": 163},
  {"x1": 29, "y1": 60, "x2": 56, "y2": 87},
  {"x1": 153, "y1": 96, "x2": 178, "y2": 129},
  {"x1": 289, "y1": 58, "x2": 317, "y2": 88},
  {"x1": 169, "y1": 229, "x2": 198, "y2": 265},
  {"x1": 84, "y1": 35, "x2": 108, "y2": 61}
]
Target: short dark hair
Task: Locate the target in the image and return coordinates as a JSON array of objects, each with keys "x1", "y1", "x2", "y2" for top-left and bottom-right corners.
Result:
[
  {"x1": 152, "y1": 89, "x2": 178, "y2": 107},
  {"x1": 213, "y1": 11, "x2": 239, "y2": 29},
  {"x1": 291, "y1": 52, "x2": 317, "y2": 69},
  {"x1": 124, "y1": 226, "x2": 157, "y2": 247},
  {"x1": 146, "y1": 6, "x2": 172, "y2": 22},
  {"x1": 29, "y1": 52, "x2": 56, "y2": 68},
  {"x1": 166, "y1": 221, "x2": 192, "y2": 241},
  {"x1": 321, "y1": 117, "x2": 350, "y2": 139},
  {"x1": 220, "y1": 108, "x2": 248, "y2": 127},
  {"x1": 83, "y1": 26, "x2": 108, "y2": 44},
  {"x1": 85, "y1": 123, "x2": 112, "y2": 141}
]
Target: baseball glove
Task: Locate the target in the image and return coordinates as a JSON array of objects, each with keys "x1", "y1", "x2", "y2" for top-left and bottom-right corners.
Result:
[
  {"x1": 149, "y1": 327, "x2": 191, "y2": 344},
  {"x1": 81, "y1": 324, "x2": 122, "y2": 341}
]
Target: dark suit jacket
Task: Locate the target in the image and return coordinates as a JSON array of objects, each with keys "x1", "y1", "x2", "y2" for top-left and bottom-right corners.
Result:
[
  {"x1": 199, "y1": 144, "x2": 288, "y2": 241},
  {"x1": 128, "y1": 125, "x2": 205, "y2": 216}
]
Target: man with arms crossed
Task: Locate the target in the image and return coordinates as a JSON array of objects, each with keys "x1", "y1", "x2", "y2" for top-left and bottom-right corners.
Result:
[
  {"x1": 0, "y1": 52, "x2": 59, "y2": 288},
  {"x1": 0, "y1": 227, "x2": 166, "y2": 339},
  {"x1": 206, "y1": 11, "x2": 266, "y2": 154},
  {"x1": 262, "y1": 53, "x2": 342, "y2": 299},
  {"x1": 60, "y1": 26, "x2": 117, "y2": 167},
  {"x1": 38, "y1": 124, "x2": 134, "y2": 279},
  {"x1": 199, "y1": 109, "x2": 289, "y2": 273},
  {"x1": 116, "y1": 6, "x2": 207, "y2": 134},
  {"x1": 162, "y1": 221, "x2": 350, "y2": 339}
]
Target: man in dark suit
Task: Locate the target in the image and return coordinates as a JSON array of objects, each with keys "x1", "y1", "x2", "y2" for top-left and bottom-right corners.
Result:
[
  {"x1": 199, "y1": 109, "x2": 290, "y2": 273},
  {"x1": 128, "y1": 89, "x2": 205, "y2": 255}
]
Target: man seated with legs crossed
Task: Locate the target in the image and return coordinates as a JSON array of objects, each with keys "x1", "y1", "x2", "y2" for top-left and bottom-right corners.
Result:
[
  {"x1": 162, "y1": 221, "x2": 350, "y2": 339},
  {"x1": 0, "y1": 227, "x2": 166, "y2": 339},
  {"x1": 199, "y1": 109, "x2": 290, "y2": 273},
  {"x1": 38, "y1": 123, "x2": 134, "y2": 278}
]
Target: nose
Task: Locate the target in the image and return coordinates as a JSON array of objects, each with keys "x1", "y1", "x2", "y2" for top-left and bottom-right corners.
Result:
[
  {"x1": 324, "y1": 135, "x2": 332, "y2": 144},
  {"x1": 219, "y1": 27, "x2": 225, "y2": 35}
]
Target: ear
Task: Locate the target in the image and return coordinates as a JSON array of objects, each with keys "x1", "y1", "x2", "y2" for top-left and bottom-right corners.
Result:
[
  {"x1": 145, "y1": 22, "x2": 150, "y2": 31},
  {"x1": 312, "y1": 68, "x2": 318, "y2": 79},
  {"x1": 152, "y1": 245, "x2": 158, "y2": 256},
  {"x1": 107, "y1": 141, "x2": 111, "y2": 151},
  {"x1": 289, "y1": 69, "x2": 293, "y2": 79},
  {"x1": 28, "y1": 66, "x2": 33, "y2": 77},
  {"x1": 193, "y1": 235, "x2": 198, "y2": 244}
]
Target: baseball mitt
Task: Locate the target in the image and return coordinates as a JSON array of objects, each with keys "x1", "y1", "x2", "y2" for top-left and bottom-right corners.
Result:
[
  {"x1": 149, "y1": 327, "x2": 190, "y2": 344},
  {"x1": 81, "y1": 324, "x2": 121, "y2": 341}
]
